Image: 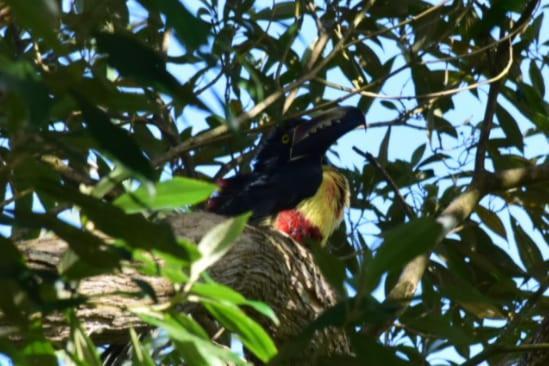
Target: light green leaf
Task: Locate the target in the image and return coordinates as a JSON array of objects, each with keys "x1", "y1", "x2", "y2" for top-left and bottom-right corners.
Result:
[
  {"x1": 192, "y1": 281, "x2": 279, "y2": 325},
  {"x1": 115, "y1": 177, "x2": 217, "y2": 213},
  {"x1": 67, "y1": 312, "x2": 102, "y2": 366},
  {"x1": 129, "y1": 328, "x2": 155, "y2": 366},
  {"x1": 190, "y1": 213, "x2": 250, "y2": 283},
  {"x1": 135, "y1": 310, "x2": 247, "y2": 366},
  {"x1": 204, "y1": 302, "x2": 277, "y2": 362}
]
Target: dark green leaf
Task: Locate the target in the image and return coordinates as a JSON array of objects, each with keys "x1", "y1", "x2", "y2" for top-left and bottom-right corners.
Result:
[
  {"x1": 411, "y1": 143, "x2": 426, "y2": 167},
  {"x1": 378, "y1": 127, "x2": 391, "y2": 164},
  {"x1": 76, "y1": 96, "x2": 155, "y2": 180},
  {"x1": 139, "y1": 0, "x2": 210, "y2": 50},
  {"x1": 361, "y1": 218, "x2": 443, "y2": 292},
  {"x1": 529, "y1": 61, "x2": 545, "y2": 96},
  {"x1": 94, "y1": 32, "x2": 189, "y2": 100},
  {"x1": 254, "y1": 1, "x2": 297, "y2": 20},
  {"x1": 511, "y1": 216, "x2": 545, "y2": 280},
  {"x1": 0, "y1": 58, "x2": 52, "y2": 127},
  {"x1": 475, "y1": 205, "x2": 507, "y2": 239},
  {"x1": 351, "y1": 335, "x2": 409, "y2": 366},
  {"x1": 402, "y1": 312, "x2": 473, "y2": 345},
  {"x1": 496, "y1": 104, "x2": 524, "y2": 151},
  {"x1": 4, "y1": 0, "x2": 61, "y2": 51},
  {"x1": 430, "y1": 263, "x2": 504, "y2": 318}
]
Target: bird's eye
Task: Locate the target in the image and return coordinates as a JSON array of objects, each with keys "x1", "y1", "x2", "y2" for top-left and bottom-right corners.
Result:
[{"x1": 281, "y1": 134, "x2": 290, "y2": 144}]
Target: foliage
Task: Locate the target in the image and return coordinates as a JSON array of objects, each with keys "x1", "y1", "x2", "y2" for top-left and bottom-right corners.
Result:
[{"x1": 0, "y1": 0, "x2": 547, "y2": 365}]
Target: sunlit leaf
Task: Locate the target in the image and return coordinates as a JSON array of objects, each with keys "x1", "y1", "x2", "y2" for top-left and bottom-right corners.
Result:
[
  {"x1": 204, "y1": 301, "x2": 277, "y2": 362},
  {"x1": 115, "y1": 177, "x2": 217, "y2": 213},
  {"x1": 190, "y1": 213, "x2": 250, "y2": 283}
]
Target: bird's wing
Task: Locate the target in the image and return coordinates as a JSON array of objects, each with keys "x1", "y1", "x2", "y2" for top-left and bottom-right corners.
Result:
[{"x1": 207, "y1": 161, "x2": 322, "y2": 220}]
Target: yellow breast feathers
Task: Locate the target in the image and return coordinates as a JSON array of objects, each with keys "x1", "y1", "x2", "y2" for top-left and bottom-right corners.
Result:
[{"x1": 296, "y1": 166, "x2": 350, "y2": 245}]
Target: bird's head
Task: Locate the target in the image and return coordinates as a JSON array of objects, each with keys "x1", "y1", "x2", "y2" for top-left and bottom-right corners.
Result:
[{"x1": 254, "y1": 106, "x2": 365, "y2": 170}]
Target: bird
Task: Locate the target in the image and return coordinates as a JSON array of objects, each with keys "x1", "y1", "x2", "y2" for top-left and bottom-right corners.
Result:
[{"x1": 207, "y1": 106, "x2": 366, "y2": 246}]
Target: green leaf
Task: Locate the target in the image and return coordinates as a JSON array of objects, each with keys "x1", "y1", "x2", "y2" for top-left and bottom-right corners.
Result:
[
  {"x1": 192, "y1": 281, "x2": 278, "y2": 325},
  {"x1": 21, "y1": 337, "x2": 57, "y2": 366},
  {"x1": 475, "y1": 205, "x2": 507, "y2": 239},
  {"x1": 76, "y1": 96, "x2": 156, "y2": 181},
  {"x1": 511, "y1": 217, "x2": 545, "y2": 280},
  {"x1": 378, "y1": 127, "x2": 391, "y2": 164},
  {"x1": 402, "y1": 312, "x2": 473, "y2": 346},
  {"x1": 496, "y1": 104, "x2": 524, "y2": 151},
  {"x1": 34, "y1": 178, "x2": 189, "y2": 260},
  {"x1": 204, "y1": 302, "x2": 277, "y2": 362},
  {"x1": 529, "y1": 61, "x2": 545, "y2": 96},
  {"x1": 129, "y1": 328, "x2": 156, "y2": 366},
  {"x1": 254, "y1": 1, "x2": 297, "y2": 20},
  {"x1": 139, "y1": 0, "x2": 210, "y2": 50},
  {"x1": 4, "y1": 0, "x2": 62, "y2": 51},
  {"x1": 135, "y1": 310, "x2": 247, "y2": 366},
  {"x1": 351, "y1": 335, "x2": 409, "y2": 366},
  {"x1": 0, "y1": 57, "x2": 52, "y2": 127},
  {"x1": 114, "y1": 177, "x2": 217, "y2": 213},
  {"x1": 67, "y1": 311, "x2": 102, "y2": 366},
  {"x1": 361, "y1": 218, "x2": 443, "y2": 292},
  {"x1": 94, "y1": 31, "x2": 188, "y2": 100},
  {"x1": 431, "y1": 263, "x2": 504, "y2": 318},
  {"x1": 190, "y1": 213, "x2": 250, "y2": 283},
  {"x1": 410, "y1": 143, "x2": 426, "y2": 167}
]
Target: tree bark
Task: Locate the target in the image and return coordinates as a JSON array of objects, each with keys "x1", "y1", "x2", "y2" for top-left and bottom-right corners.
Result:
[{"x1": 10, "y1": 212, "x2": 350, "y2": 364}]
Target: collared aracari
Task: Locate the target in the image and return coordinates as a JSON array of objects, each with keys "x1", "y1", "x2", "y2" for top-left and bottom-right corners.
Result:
[{"x1": 207, "y1": 106, "x2": 365, "y2": 246}]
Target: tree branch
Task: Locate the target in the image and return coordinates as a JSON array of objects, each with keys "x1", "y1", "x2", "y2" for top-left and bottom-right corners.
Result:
[
  {"x1": 353, "y1": 147, "x2": 416, "y2": 219},
  {"x1": 6, "y1": 213, "x2": 350, "y2": 364},
  {"x1": 371, "y1": 162, "x2": 549, "y2": 336}
]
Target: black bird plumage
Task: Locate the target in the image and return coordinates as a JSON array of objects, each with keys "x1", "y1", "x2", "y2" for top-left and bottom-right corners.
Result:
[{"x1": 208, "y1": 106, "x2": 365, "y2": 221}]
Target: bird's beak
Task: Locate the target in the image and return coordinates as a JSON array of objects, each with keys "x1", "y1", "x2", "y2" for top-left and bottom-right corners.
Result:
[{"x1": 290, "y1": 107, "x2": 365, "y2": 160}]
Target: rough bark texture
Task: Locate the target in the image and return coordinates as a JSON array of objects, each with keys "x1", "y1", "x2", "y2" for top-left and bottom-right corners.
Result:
[{"x1": 10, "y1": 212, "x2": 349, "y2": 364}]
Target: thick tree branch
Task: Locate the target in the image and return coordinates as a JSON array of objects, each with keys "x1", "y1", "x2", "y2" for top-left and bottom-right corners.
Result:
[{"x1": 6, "y1": 213, "x2": 350, "y2": 364}]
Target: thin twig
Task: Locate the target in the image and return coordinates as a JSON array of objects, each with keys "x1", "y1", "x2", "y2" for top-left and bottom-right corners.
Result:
[
  {"x1": 352, "y1": 147, "x2": 416, "y2": 220},
  {"x1": 314, "y1": 40, "x2": 513, "y2": 101},
  {"x1": 230, "y1": 1, "x2": 450, "y2": 125}
]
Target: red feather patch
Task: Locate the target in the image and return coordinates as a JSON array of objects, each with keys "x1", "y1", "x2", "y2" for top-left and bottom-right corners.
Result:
[{"x1": 274, "y1": 209, "x2": 323, "y2": 244}]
